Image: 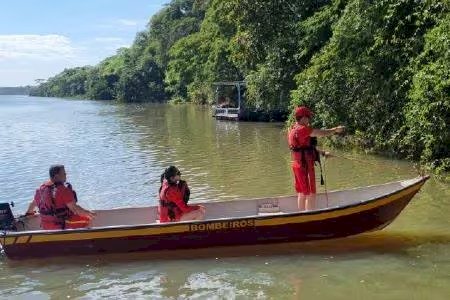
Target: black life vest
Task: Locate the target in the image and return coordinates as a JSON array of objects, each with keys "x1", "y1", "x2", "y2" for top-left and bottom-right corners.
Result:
[{"x1": 290, "y1": 137, "x2": 320, "y2": 162}]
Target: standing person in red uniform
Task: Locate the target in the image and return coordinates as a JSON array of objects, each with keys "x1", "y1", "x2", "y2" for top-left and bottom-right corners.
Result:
[
  {"x1": 26, "y1": 165, "x2": 95, "y2": 229},
  {"x1": 288, "y1": 107, "x2": 345, "y2": 211},
  {"x1": 158, "y1": 166, "x2": 205, "y2": 223}
]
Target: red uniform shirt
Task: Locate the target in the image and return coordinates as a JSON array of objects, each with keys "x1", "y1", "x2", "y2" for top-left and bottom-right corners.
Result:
[
  {"x1": 288, "y1": 124, "x2": 316, "y2": 195},
  {"x1": 288, "y1": 123, "x2": 314, "y2": 164}
]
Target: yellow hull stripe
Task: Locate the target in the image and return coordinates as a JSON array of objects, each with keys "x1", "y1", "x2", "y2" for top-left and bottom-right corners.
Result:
[
  {"x1": 2, "y1": 182, "x2": 422, "y2": 246},
  {"x1": 2, "y1": 224, "x2": 190, "y2": 246}
]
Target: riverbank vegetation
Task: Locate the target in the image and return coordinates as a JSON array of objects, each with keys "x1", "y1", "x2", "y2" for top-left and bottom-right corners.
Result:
[{"x1": 30, "y1": 0, "x2": 449, "y2": 172}]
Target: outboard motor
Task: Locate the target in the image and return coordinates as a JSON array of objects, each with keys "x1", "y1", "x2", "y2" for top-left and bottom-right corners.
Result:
[{"x1": 0, "y1": 202, "x2": 16, "y2": 231}]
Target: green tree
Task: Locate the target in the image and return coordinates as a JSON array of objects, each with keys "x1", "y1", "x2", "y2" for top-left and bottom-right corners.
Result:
[{"x1": 402, "y1": 13, "x2": 450, "y2": 172}]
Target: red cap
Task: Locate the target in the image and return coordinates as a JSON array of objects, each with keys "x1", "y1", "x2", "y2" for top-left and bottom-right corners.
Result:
[{"x1": 294, "y1": 106, "x2": 313, "y2": 118}]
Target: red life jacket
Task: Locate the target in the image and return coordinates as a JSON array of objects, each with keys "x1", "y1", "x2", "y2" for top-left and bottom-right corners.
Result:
[
  {"x1": 35, "y1": 181, "x2": 76, "y2": 228},
  {"x1": 288, "y1": 125, "x2": 324, "y2": 185},
  {"x1": 159, "y1": 180, "x2": 190, "y2": 221},
  {"x1": 288, "y1": 124, "x2": 318, "y2": 164}
]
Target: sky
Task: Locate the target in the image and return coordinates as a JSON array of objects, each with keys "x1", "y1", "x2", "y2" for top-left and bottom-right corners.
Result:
[{"x1": 0, "y1": 0, "x2": 169, "y2": 86}]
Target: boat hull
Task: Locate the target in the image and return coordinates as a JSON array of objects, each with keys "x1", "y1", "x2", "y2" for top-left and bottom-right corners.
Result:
[{"x1": 1, "y1": 178, "x2": 426, "y2": 259}]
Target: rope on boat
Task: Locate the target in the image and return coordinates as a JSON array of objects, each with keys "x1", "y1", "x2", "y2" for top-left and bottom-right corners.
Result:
[
  {"x1": 333, "y1": 154, "x2": 406, "y2": 171},
  {"x1": 333, "y1": 154, "x2": 379, "y2": 166}
]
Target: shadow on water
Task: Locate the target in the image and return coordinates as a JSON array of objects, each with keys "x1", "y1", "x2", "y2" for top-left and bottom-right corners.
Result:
[{"x1": 3, "y1": 230, "x2": 449, "y2": 268}]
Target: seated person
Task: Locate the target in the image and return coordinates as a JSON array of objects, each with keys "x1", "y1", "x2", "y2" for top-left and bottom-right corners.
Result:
[
  {"x1": 218, "y1": 97, "x2": 232, "y2": 108},
  {"x1": 158, "y1": 166, "x2": 205, "y2": 223},
  {"x1": 26, "y1": 165, "x2": 95, "y2": 230}
]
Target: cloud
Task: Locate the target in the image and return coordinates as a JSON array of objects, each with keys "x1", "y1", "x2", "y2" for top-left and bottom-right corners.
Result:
[
  {"x1": 94, "y1": 37, "x2": 125, "y2": 43},
  {"x1": 0, "y1": 34, "x2": 76, "y2": 61},
  {"x1": 0, "y1": 35, "x2": 93, "y2": 85},
  {"x1": 96, "y1": 18, "x2": 148, "y2": 31},
  {"x1": 118, "y1": 19, "x2": 139, "y2": 26}
]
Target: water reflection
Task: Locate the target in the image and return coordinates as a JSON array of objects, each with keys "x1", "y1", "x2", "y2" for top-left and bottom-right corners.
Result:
[
  {"x1": 111, "y1": 103, "x2": 295, "y2": 202},
  {"x1": 3, "y1": 231, "x2": 449, "y2": 270},
  {"x1": 2, "y1": 230, "x2": 449, "y2": 299}
]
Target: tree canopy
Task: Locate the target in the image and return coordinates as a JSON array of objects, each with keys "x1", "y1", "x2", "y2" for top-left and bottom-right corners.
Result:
[{"x1": 30, "y1": 0, "x2": 449, "y2": 171}]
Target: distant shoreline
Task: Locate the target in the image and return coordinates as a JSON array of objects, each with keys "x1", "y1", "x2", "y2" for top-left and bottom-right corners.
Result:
[{"x1": 0, "y1": 86, "x2": 33, "y2": 95}]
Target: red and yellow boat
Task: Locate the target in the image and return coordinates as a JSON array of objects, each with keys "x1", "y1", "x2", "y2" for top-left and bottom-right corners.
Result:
[{"x1": 0, "y1": 176, "x2": 428, "y2": 259}]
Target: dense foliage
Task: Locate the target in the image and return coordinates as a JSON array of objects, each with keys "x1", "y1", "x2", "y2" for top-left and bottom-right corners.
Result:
[{"x1": 30, "y1": 0, "x2": 449, "y2": 171}]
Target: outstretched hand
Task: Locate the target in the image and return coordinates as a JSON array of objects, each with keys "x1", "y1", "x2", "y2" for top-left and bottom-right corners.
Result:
[
  {"x1": 333, "y1": 125, "x2": 346, "y2": 134},
  {"x1": 323, "y1": 151, "x2": 333, "y2": 158}
]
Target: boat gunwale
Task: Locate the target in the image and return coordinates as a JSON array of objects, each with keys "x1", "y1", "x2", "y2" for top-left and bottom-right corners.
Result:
[{"x1": 2, "y1": 176, "x2": 429, "y2": 238}]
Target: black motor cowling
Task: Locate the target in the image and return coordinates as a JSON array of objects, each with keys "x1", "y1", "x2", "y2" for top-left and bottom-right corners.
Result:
[{"x1": 0, "y1": 202, "x2": 15, "y2": 231}]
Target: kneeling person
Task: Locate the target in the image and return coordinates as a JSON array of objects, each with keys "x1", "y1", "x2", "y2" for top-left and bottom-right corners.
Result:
[
  {"x1": 159, "y1": 166, "x2": 205, "y2": 223},
  {"x1": 26, "y1": 165, "x2": 95, "y2": 230}
]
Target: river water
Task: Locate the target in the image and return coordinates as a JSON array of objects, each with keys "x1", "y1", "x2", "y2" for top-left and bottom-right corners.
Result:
[{"x1": 0, "y1": 95, "x2": 448, "y2": 299}]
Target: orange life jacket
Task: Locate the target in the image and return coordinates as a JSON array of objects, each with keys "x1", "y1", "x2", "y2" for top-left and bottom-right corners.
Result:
[
  {"x1": 288, "y1": 125, "x2": 324, "y2": 185},
  {"x1": 159, "y1": 180, "x2": 190, "y2": 221},
  {"x1": 35, "y1": 182, "x2": 76, "y2": 228},
  {"x1": 288, "y1": 124, "x2": 318, "y2": 163}
]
